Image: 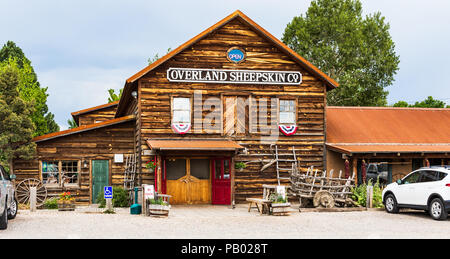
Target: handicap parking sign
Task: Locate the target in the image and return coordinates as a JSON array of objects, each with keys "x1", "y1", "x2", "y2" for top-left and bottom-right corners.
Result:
[{"x1": 104, "y1": 186, "x2": 113, "y2": 199}]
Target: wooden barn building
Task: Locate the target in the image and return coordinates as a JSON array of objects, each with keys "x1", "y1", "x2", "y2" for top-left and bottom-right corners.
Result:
[
  {"x1": 12, "y1": 10, "x2": 449, "y2": 206},
  {"x1": 12, "y1": 10, "x2": 337, "y2": 205}
]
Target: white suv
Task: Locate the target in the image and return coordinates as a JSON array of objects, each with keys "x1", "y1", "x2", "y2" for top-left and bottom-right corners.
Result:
[{"x1": 382, "y1": 166, "x2": 450, "y2": 220}]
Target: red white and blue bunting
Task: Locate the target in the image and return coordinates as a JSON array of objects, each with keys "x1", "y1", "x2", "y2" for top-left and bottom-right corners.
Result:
[
  {"x1": 279, "y1": 125, "x2": 298, "y2": 136},
  {"x1": 171, "y1": 123, "x2": 191, "y2": 134}
]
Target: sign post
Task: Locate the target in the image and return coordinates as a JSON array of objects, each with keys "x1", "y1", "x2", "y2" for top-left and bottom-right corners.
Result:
[{"x1": 104, "y1": 186, "x2": 113, "y2": 211}]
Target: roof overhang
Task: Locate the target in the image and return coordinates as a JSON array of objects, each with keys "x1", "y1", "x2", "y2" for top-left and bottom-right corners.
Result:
[
  {"x1": 71, "y1": 101, "x2": 119, "y2": 125},
  {"x1": 33, "y1": 115, "x2": 135, "y2": 143},
  {"x1": 146, "y1": 139, "x2": 244, "y2": 151},
  {"x1": 327, "y1": 143, "x2": 450, "y2": 155}
]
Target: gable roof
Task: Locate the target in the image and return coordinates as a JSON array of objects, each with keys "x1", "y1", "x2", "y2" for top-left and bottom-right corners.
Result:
[
  {"x1": 71, "y1": 101, "x2": 119, "y2": 125},
  {"x1": 33, "y1": 115, "x2": 135, "y2": 143},
  {"x1": 116, "y1": 10, "x2": 339, "y2": 117},
  {"x1": 326, "y1": 106, "x2": 450, "y2": 154}
]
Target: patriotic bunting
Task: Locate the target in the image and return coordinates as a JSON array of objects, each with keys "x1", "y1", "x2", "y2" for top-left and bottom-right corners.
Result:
[
  {"x1": 279, "y1": 125, "x2": 298, "y2": 136},
  {"x1": 171, "y1": 123, "x2": 191, "y2": 134}
]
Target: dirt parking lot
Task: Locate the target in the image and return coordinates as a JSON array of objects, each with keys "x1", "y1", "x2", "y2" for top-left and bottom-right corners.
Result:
[{"x1": 1, "y1": 204, "x2": 449, "y2": 239}]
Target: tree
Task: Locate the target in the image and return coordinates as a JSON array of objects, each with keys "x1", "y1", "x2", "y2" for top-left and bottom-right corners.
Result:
[
  {"x1": 0, "y1": 41, "x2": 59, "y2": 136},
  {"x1": 107, "y1": 88, "x2": 123, "y2": 103},
  {"x1": 67, "y1": 118, "x2": 78, "y2": 129},
  {"x1": 0, "y1": 65, "x2": 36, "y2": 172},
  {"x1": 148, "y1": 48, "x2": 172, "y2": 65},
  {"x1": 393, "y1": 96, "x2": 448, "y2": 108},
  {"x1": 282, "y1": 0, "x2": 400, "y2": 106}
]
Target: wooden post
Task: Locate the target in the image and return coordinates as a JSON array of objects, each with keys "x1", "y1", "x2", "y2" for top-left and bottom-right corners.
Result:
[
  {"x1": 352, "y1": 158, "x2": 358, "y2": 185},
  {"x1": 30, "y1": 187, "x2": 37, "y2": 212},
  {"x1": 366, "y1": 185, "x2": 373, "y2": 208},
  {"x1": 231, "y1": 156, "x2": 236, "y2": 209}
]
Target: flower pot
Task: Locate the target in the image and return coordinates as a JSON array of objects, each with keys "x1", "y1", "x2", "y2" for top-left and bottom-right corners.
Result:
[
  {"x1": 271, "y1": 202, "x2": 291, "y2": 216},
  {"x1": 57, "y1": 200, "x2": 76, "y2": 211},
  {"x1": 148, "y1": 204, "x2": 171, "y2": 217},
  {"x1": 148, "y1": 167, "x2": 155, "y2": 174}
]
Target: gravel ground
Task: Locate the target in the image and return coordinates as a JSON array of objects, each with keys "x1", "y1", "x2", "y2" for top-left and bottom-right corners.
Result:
[{"x1": 1, "y1": 204, "x2": 449, "y2": 239}]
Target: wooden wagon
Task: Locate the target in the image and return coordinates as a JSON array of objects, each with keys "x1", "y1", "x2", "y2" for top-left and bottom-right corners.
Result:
[{"x1": 289, "y1": 166, "x2": 356, "y2": 209}]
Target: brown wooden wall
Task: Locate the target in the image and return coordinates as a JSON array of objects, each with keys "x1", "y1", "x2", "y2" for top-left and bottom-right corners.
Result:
[
  {"x1": 76, "y1": 105, "x2": 118, "y2": 126},
  {"x1": 132, "y1": 18, "x2": 327, "y2": 202},
  {"x1": 13, "y1": 121, "x2": 135, "y2": 205}
]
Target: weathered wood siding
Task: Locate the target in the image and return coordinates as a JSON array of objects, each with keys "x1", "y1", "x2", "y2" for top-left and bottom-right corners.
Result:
[
  {"x1": 13, "y1": 121, "x2": 135, "y2": 205},
  {"x1": 77, "y1": 105, "x2": 118, "y2": 126},
  {"x1": 134, "y1": 17, "x2": 327, "y2": 202}
]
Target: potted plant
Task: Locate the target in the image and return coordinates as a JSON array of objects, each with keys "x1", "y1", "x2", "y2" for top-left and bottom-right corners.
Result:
[
  {"x1": 57, "y1": 192, "x2": 76, "y2": 211},
  {"x1": 235, "y1": 162, "x2": 246, "y2": 172},
  {"x1": 145, "y1": 159, "x2": 156, "y2": 173},
  {"x1": 147, "y1": 197, "x2": 171, "y2": 217},
  {"x1": 269, "y1": 193, "x2": 291, "y2": 216}
]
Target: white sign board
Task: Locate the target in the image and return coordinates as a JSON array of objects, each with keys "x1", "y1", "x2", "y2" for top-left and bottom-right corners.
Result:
[
  {"x1": 143, "y1": 185, "x2": 155, "y2": 200},
  {"x1": 167, "y1": 68, "x2": 302, "y2": 85},
  {"x1": 114, "y1": 154, "x2": 124, "y2": 163}
]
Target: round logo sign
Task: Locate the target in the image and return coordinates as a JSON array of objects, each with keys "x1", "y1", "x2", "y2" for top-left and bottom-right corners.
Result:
[{"x1": 227, "y1": 47, "x2": 246, "y2": 64}]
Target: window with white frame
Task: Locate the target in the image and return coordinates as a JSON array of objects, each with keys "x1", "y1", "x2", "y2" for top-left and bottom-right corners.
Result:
[
  {"x1": 172, "y1": 97, "x2": 191, "y2": 124},
  {"x1": 279, "y1": 99, "x2": 296, "y2": 124}
]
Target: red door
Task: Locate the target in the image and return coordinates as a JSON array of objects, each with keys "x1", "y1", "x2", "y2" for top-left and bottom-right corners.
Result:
[{"x1": 212, "y1": 158, "x2": 231, "y2": 205}]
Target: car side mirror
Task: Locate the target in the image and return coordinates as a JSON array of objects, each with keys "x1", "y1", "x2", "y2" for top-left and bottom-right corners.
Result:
[
  {"x1": 9, "y1": 174, "x2": 16, "y2": 180},
  {"x1": 396, "y1": 179, "x2": 402, "y2": 185}
]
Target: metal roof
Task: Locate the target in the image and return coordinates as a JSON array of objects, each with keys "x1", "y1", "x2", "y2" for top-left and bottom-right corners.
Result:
[{"x1": 326, "y1": 106, "x2": 450, "y2": 154}]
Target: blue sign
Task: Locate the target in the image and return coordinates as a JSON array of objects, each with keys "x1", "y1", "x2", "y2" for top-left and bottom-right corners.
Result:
[
  {"x1": 227, "y1": 47, "x2": 246, "y2": 63},
  {"x1": 104, "y1": 186, "x2": 113, "y2": 199}
]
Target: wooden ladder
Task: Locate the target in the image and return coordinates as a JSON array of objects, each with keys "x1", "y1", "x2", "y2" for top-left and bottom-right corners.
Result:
[
  {"x1": 123, "y1": 153, "x2": 137, "y2": 200},
  {"x1": 273, "y1": 145, "x2": 298, "y2": 185}
]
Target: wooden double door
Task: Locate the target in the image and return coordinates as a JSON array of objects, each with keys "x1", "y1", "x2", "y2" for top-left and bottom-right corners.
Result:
[{"x1": 162, "y1": 157, "x2": 231, "y2": 205}]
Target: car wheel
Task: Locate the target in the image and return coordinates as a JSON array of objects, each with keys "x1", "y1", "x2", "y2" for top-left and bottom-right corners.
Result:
[
  {"x1": 0, "y1": 202, "x2": 8, "y2": 230},
  {"x1": 429, "y1": 198, "x2": 448, "y2": 221},
  {"x1": 385, "y1": 194, "x2": 399, "y2": 214},
  {"x1": 7, "y1": 197, "x2": 17, "y2": 220}
]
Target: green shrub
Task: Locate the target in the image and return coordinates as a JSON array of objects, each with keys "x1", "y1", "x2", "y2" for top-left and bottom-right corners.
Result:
[
  {"x1": 235, "y1": 162, "x2": 246, "y2": 170},
  {"x1": 351, "y1": 179, "x2": 384, "y2": 208},
  {"x1": 148, "y1": 197, "x2": 169, "y2": 206},
  {"x1": 43, "y1": 197, "x2": 58, "y2": 209},
  {"x1": 96, "y1": 186, "x2": 130, "y2": 208}
]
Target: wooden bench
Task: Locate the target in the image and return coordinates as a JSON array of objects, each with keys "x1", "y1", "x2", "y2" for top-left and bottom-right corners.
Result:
[{"x1": 246, "y1": 198, "x2": 272, "y2": 215}]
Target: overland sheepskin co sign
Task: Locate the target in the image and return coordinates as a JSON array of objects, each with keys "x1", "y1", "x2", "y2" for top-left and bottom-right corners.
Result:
[{"x1": 167, "y1": 68, "x2": 302, "y2": 85}]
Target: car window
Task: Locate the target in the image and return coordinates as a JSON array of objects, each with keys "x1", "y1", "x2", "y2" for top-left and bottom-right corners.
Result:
[
  {"x1": 402, "y1": 171, "x2": 421, "y2": 184},
  {"x1": 419, "y1": 170, "x2": 437, "y2": 183},
  {"x1": 437, "y1": 171, "x2": 448, "y2": 181},
  {"x1": 367, "y1": 164, "x2": 377, "y2": 173},
  {"x1": 378, "y1": 164, "x2": 388, "y2": 172}
]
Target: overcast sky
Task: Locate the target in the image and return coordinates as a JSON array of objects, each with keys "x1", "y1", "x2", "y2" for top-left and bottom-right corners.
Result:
[{"x1": 1, "y1": 0, "x2": 450, "y2": 130}]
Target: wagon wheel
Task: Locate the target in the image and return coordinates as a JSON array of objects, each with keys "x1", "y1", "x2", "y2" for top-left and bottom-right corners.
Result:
[
  {"x1": 15, "y1": 178, "x2": 48, "y2": 207},
  {"x1": 313, "y1": 191, "x2": 335, "y2": 208}
]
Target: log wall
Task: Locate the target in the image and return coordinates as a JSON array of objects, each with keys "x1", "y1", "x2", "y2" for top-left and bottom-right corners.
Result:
[
  {"x1": 133, "y1": 18, "x2": 327, "y2": 202},
  {"x1": 13, "y1": 121, "x2": 135, "y2": 205}
]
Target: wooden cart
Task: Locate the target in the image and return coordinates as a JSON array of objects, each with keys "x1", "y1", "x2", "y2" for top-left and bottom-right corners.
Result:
[{"x1": 289, "y1": 166, "x2": 356, "y2": 209}]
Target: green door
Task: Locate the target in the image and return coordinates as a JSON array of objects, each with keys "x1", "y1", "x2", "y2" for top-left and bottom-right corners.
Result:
[{"x1": 92, "y1": 160, "x2": 109, "y2": 203}]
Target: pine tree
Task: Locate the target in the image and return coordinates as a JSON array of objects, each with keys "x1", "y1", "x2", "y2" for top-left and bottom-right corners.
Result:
[{"x1": 0, "y1": 64, "x2": 36, "y2": 172}]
